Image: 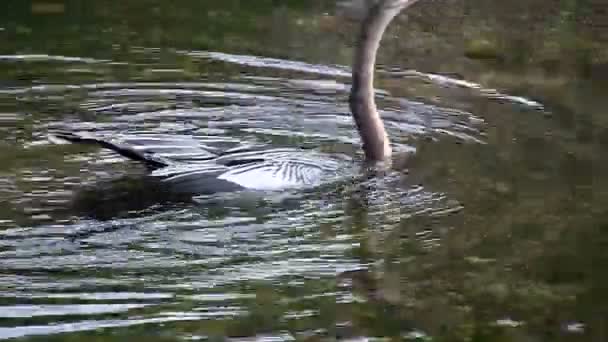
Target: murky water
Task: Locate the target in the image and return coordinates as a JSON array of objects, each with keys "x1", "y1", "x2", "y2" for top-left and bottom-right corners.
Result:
[{"x1": 0, "y1": 1, "x2": 606, "y2": 341}]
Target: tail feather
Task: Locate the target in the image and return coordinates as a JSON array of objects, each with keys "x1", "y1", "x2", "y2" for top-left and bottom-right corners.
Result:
[{"x1": 49, "y1": 130, "x2": 168, "y2": 169}]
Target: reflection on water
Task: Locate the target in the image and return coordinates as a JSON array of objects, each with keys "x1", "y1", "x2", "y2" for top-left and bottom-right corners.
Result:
[{"x1": 0, "y1": 0, "x2": 606, "y2": 341}]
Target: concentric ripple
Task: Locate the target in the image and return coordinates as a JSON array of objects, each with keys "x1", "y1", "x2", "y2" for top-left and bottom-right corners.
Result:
[{"x1": 0, "y1": 49, "x2": 518, "y2": 339}]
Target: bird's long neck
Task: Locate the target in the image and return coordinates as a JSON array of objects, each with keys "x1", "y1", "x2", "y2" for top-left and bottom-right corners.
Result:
[{"x1": 349, "y1": 0, "x2": 419, "y2": 162}]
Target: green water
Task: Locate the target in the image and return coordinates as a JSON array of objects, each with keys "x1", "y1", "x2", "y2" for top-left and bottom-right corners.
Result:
[{"x1": 0, "y1": 0, "x2": 607, "y2": 341}]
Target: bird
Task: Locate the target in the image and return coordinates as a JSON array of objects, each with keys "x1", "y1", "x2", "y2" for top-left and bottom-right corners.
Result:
[{"x1": 50, "y1": 0, "x2": 420, "y2": 195}]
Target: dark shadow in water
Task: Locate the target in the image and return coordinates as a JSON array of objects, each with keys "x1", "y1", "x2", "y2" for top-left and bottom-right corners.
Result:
[{"x1": 67, "y1": 175, "x2": 194, "y2": 221}]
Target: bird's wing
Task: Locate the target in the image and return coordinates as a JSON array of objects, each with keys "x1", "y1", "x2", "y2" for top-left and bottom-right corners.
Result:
[{"x1": 50, "y1": 131, "x2": 221, "y2": 168}]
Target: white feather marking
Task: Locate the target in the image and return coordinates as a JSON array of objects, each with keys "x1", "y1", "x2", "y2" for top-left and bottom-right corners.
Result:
[{"x1": 217, "y1": 161, "x2": 324, "y2": 191}]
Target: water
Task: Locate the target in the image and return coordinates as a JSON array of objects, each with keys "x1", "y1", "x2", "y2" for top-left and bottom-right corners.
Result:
[{"x1": 0, "y1": 0, "x2": 606, "y2": 340}]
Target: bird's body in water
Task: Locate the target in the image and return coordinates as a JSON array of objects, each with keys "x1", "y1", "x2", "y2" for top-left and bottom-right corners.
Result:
[
  {"x1": 50, "y1": 131, "x2": 352, "y2": 194},
  {"x1": 50, "y1": 0, "x2": 421, "y2": 195}
]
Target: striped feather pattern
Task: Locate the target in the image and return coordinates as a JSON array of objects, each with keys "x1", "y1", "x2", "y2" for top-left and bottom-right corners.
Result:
[
  {"x1": 160, "y1": 148, "x2": 348, "y2": 192},
  {"x1": 52, "y1": 131, "x2": 353, "y2": 194}
]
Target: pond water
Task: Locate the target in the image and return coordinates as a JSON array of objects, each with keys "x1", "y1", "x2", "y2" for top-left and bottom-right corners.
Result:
[{"x1": 0, "y1": 0, "x2": 606, "y2": 341}]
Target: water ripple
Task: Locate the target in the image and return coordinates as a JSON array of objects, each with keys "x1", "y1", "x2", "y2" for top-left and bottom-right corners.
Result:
[{"x1": 0, "y1": 48, "x2": 487, "y2": 338}]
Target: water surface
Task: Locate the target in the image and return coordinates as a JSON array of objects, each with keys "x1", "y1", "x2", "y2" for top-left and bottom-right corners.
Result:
[{"x1": 0, "y1": 1, "x2": 606, "y2": 341}]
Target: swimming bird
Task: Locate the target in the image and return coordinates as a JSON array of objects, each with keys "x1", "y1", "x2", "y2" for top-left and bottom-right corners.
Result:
[{"x1": 50, "y1": 0, "x2": 419, "y2": 194}]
